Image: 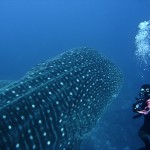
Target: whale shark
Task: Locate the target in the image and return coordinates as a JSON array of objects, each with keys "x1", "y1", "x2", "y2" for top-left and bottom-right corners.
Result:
[
  {"x1": 0, "y1": 80, "x2": 12, "y2": 89},
  {"x1": 0, "y1": 47, "x2": 122, "y2": 150}
]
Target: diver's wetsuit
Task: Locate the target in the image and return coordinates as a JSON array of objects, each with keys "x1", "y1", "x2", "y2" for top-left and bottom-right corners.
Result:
[
  {"x1": 136, "y1": 84, "x2": 150, "y2": 150},
  {"x1": 138, "y1": 114, "x2": 150, "y2": 149}
]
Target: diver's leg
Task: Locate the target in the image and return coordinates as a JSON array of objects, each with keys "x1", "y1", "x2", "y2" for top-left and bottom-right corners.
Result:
[{"x1": 138, "y1": 127, "x2": 150, "y2": 149}]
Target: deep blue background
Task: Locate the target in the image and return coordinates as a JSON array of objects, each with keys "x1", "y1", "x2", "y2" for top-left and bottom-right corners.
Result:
[{"x1": 0, "y1": 0, "x2": 150, "y2": 149}]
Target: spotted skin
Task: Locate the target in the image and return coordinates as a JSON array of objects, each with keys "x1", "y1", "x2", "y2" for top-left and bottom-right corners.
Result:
[
  {"x1": 0, "y1": 80, "x2": 12, "y2": 89},
  {"x1": 0, "y1": 47, "x2": 122, "y2": 150}
]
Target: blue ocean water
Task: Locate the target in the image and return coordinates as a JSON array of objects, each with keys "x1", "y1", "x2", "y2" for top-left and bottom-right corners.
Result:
[{"x1": 0, "y1": 0, "x2": 150, "y2": 149}]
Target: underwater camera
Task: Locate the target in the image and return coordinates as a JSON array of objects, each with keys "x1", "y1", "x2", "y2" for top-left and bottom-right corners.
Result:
[{"x1": 132, "y1": 97, "x2": 147, "y2": 112}]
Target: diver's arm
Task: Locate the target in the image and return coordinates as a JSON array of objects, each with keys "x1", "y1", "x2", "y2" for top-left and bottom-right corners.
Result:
[
  {"x1": 137, "y1": 99, "x2": 150, "y2": 115},
  {"x1": 137, "y1": 109, "x2": 150, "y2": 115}
]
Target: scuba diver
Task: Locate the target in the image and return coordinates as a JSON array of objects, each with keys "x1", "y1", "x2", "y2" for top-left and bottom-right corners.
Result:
[{"x1": 133, "y1": 84, "x2": 150, "y2": 150}]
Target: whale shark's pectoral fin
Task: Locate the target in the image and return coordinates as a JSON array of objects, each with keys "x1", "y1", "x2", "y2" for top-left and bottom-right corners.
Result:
[{"x1": 66, "y1": 139, "x2": 83, "y2": 150}]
